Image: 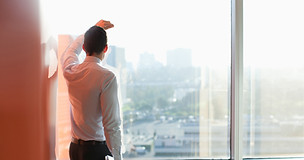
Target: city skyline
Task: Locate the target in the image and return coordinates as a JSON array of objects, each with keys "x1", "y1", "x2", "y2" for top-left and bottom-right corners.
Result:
[
  {"x1": 46, "y1": 0, "x2": 304, "y2": 159},
  {"x1": 40, "y1": 0, "x2": 231, "y2": 67}
]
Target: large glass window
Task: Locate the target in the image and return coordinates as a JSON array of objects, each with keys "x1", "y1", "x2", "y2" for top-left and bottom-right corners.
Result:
[
  {"x1": 41, "y1": 0, "x2": 304, "y2": 159},
  {"x1": 52, "y1": 0, "x2": 231, "y2": 159},
  {"x1": 243, "y1": 0, "x2": 304, "y2": 158},
  {"x1": 110, "y1": 1, "x2": 231, "y2": 159}
]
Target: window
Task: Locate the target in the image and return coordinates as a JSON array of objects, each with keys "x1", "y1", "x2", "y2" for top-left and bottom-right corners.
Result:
[
  {"x1": 243, "y1": 0, "x2": 304, "y2": 158},
  {"x1": 107, "y1": 1, "x2": 231, "y2": 158},
  {"x1": 40, "y1": 0, "x2": 304, "y2": 159}
]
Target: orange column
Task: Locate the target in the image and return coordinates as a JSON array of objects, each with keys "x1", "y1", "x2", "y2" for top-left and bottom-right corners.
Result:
[{"x1": 0, "y1": 0, "x2": 54, "y2": 160}]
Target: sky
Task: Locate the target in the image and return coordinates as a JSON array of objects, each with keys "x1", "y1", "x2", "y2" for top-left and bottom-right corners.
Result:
[
  {"x1": 40, "y1": 0, "x2": 231, "y2": 67},
  {"x1": 40, "y1": 0, "x2": 304, "y2": 68}
]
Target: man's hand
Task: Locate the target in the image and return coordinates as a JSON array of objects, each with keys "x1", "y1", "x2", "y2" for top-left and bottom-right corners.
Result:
[{"x1": 96, "y1": 20, "x2": 114, "y2": 30}]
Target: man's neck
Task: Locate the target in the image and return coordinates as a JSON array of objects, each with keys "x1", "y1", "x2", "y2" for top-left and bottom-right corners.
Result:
[{"x1": 86, "y1": 53, "x2": 103, "y2": 61}]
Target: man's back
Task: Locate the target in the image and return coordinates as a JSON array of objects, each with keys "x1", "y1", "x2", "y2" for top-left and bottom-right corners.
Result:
[{"x1": 63, "y1": 56, "x2": 116, "y2": 141}]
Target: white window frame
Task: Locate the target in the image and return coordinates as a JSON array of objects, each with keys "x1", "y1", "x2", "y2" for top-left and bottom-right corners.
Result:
[{"x1": 231, "y1": 0, "x2": 243, "y2": 160}]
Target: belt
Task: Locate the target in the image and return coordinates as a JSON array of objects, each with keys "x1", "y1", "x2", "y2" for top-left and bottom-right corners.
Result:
[{"x1": 72, "y1": 137, "x2": 106, "y2": 145}]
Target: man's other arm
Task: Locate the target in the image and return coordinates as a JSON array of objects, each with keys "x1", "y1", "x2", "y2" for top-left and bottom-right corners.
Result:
[{"x1": 100, "y1": 73, "x2": 122, "y2": 160}]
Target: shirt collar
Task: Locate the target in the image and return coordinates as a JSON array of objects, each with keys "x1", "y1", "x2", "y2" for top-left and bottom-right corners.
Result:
[{"x1": 83, "y1": 56, "x2": 101, "y2": 63}]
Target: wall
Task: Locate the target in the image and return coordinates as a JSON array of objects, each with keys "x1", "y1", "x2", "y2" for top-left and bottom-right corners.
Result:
[{"x1": 0, "y1": 0, "x2": 56, "y2": 159}]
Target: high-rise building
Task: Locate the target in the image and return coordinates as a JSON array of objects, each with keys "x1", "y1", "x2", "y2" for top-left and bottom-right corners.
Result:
[
  {"x1": 106, "y1": 46, "x2": 127, "y2": 104},
  {"x1": 166, "y1": 48, "x2": 192, "y2": 68},
  {"x1": 107, "y1": 46, "x2": 126, "y2": 69},
  {"x1": 138, "y1": 52, "x2": 163, "y2": 69}
]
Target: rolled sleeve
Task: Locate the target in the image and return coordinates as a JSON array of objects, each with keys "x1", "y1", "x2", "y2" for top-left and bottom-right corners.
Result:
[{"x1": 100, "y1": 74, "x2": 122, "y2": 160}]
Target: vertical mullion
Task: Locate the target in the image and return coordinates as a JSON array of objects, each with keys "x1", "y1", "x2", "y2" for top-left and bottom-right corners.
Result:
[{"x1": 231, "y1": 0, "x2": 243, "y2": 160}]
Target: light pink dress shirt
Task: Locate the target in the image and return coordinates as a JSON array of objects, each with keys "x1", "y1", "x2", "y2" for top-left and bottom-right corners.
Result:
[{"x1": 61, "y1": 35, "x2": 122, "y2": 160}]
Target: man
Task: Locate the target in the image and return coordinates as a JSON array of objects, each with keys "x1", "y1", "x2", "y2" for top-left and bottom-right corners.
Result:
[{"x1": 61, "y1": 20, "x2": 122, "y2": 160}]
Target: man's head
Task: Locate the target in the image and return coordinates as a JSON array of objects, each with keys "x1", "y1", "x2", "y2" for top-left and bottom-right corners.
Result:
[{"x1": 83, "y1": 26, "x2": 108, "y2": 57}]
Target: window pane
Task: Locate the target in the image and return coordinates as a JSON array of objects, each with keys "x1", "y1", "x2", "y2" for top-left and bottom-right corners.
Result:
[
  {"x1": 116, "y1": 0, "x2": 231, "y2": 159},
  {"x1": 244, "y1": 0, "x2": 304, "y2": 157},
  {"x1": 52, "y1": 0, "x2": 231, "y2": 159}
]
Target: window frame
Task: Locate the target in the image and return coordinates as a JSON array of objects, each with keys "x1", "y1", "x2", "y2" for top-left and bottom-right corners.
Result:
[{"x1": 230, "y1": 0, "x2": 244, "y2": 160}]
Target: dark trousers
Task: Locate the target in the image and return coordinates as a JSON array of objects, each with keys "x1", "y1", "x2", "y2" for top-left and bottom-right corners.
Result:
[{"x1": 69, "y1": 142, "x2": 112, "y2": 160}]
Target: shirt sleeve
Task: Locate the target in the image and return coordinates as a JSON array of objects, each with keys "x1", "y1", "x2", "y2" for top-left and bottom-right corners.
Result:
[
  {"x1": 100, "y1": 74, "x2": 123, "y2": 160},
  {"x1": 60, "y1": 35, "x2": 84, "y2": 73}
]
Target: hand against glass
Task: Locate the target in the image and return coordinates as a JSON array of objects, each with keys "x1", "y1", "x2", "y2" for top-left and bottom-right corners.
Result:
[{"x1": 95, "y1": 20, "x2": 114, "y2": 30}]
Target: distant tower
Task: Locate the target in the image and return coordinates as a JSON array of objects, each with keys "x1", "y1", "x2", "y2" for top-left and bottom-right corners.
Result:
[
  {"x1": 138, "y1": 52, "x2": 163, "y2": 69},
  {"x1": 166, "y1": 48, "x2": 192, "y2": 68},
  {"x1": 106, "y1": 46, "x2": 127, "y2": 104},
  {"x1": 107, "y1": 46, "x2": 126, "y2": 69}
]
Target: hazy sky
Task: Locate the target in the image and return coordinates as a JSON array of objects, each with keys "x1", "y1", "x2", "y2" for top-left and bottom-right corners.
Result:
[
  {"x1": 40, "y1": 0, "x2": 231, "y2": 66},
  {"x1": 40, "y1": 0, "x2": 304, "y2": 67}
]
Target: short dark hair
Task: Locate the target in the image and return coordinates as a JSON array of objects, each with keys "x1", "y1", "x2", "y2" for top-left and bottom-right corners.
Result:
[{"x1": 83, "y1": 26, "x2": 107, "y2": 56}]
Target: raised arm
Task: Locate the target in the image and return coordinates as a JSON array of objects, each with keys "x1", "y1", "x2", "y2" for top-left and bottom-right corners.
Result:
[
  {"x1": 60, "y1": 35, "x2": 84, "y2": 72},
  {"x1": 61, "y1": 19, "x2": 113, "y2": 71}
]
